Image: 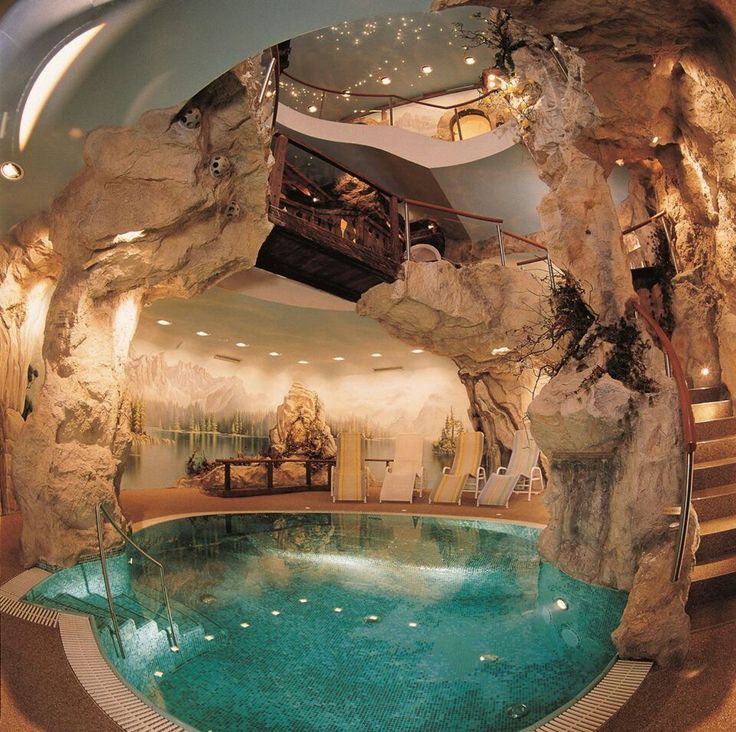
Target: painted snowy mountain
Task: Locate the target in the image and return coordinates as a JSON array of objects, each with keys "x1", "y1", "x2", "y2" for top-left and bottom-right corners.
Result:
[{"x1": 126, "y1": 352, "x2": 258, "y2": 417}]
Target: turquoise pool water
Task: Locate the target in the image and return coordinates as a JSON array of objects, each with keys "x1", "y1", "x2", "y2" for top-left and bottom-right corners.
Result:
[{"x1": 27, "y1": 513, "x2": 627, "y2": 731}]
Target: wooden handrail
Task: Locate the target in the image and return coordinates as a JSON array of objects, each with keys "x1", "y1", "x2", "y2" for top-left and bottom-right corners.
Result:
[
  {"x1": 402, "y1": 197, "x2": 503, "y2": 224},
  {"x1": 635, "y1": 304, "x2": 697, "y2": 448},
  {"x1": 622, "y1": 211, "x2": 666, "y2": 235},
  {"x1": 632, "y1": 299, "x2": 696, "y2": 583},
  {"x1": 503, "y1": 229, "x2": 548, "y2": 251},
  {"x1": 632, "y1": 300, "x2": 696, "y2": 452},
  {"x1": 516, "y1": 254, "x2": 548, "y2": 266}
]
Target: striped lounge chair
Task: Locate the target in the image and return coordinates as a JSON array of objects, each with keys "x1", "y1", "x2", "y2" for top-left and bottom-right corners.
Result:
[
  {"x1": 429, "y1": 431, "x2": 486, "y2": 505},
  {"x1": 331, "y1": 432, "x2": 367, "y2": 502}
]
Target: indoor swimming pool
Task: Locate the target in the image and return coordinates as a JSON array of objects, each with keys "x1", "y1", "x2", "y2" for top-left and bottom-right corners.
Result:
[{"x1": 26, "y1": 513, "x2": 627, "y2": 731}]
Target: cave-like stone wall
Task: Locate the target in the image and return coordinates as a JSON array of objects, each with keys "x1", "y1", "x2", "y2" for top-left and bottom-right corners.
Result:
[{"x1": 9, "y1": 58, "x2": 273, "y2": 567}]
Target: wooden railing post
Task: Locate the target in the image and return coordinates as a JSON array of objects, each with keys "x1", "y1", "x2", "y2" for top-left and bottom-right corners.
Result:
[{"x1": 269, "y1": 133, "x2": 288, "y2": 207}]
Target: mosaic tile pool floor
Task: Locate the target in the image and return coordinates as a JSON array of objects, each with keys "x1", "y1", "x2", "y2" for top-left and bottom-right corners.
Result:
[{"x1": 27, "y1": 513, "x2": 627, "y2": 731}]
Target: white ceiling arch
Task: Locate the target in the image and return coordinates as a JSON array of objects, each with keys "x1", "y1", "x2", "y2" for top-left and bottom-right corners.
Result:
[{"x1": 0, "y1": 0, "x2": 434, "y2": 233}]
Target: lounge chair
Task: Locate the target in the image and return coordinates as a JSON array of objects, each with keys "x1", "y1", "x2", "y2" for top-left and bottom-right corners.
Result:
[
  {"x1": 477, "y1": 429, "x2": 543, "y2": 507},
  {"x1": 429, "y1": 431, "x2": 486, "y2": 505},
  {"x1": 331, "y1": 432, "x2": 367, "y2": 502},
  {"x1": 379, "y1": 434, "x2": 424, "y2": 503}
]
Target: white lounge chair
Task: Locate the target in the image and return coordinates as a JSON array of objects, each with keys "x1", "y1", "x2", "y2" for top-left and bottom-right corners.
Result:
[
  {"x1": 331, "y1": 432, "x2": 367, "y2": 502},
  {"x1": 379, "y1": 434, "x2": 424, "y2": 503},
  {"x1": 429, "y1": 431, "x2": 486, "y2": 505},
  {"x1": 477, "y1": 429, "x2": 543, "y2": 507}
]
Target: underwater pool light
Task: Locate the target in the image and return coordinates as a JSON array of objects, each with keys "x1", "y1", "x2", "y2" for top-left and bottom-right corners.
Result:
[
  {"x1": 299, "y1": 598, "x2": 308, "y2": 603},
  {"x1": 408, "y1": 622, "x2": 418, "y2": 628},
  {"x1": 271, "y1": 610, "x2": 281, "y2": 616},
  {"x1": 334, "y1": 607, "x2": 343, "y2": 613},
  {"x1": 204, "y1": 634, "x2": 215, "y2": 641},
  {"x1": 240, "y1": 622, "x2": 250, "y2": 628},
  {"x1": 555, "y1": 598, "x2": 569, "y2": 611},
  {"x1": 154, "y1": 670, "x2": 164, "y2": 678},
  {"x1": 170, "y1": 645, "x2": 179, "y2": 653}
]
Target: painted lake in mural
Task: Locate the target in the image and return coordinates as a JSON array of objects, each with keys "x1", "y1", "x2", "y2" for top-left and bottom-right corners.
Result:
[{"x1": 122, "y1": 432, "x2": 455, "y2": 492}]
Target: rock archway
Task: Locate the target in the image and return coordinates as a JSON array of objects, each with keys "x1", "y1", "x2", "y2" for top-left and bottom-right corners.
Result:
[{"x1": 7, "y1": 59, "x2": 273, "y2": 567}]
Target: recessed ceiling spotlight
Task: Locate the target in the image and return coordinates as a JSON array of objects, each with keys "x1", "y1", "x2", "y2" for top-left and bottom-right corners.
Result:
[
  {"x1": 235, "y1": 342, "x2": 249, "y2": 348},
  {"x1": 269, "y1": 351, "x2": 281, "y2": 356},
  {"x1": 196, "y1": 331, "x2": 209, "y2": 337},
  {"x1": 421, "y1": 65, "x2": 433, "y2": 74},
  {"x1": 1, "y1": 161, "x2": 24, "y2": 180},
  {"x1": 411, "y1": 348, "x2": 424, "y2": 354},
  {"x1": 492, "y1": 346, "x2": 511, "y2": 355},
  {"x1": 615, "y1": 159, "x2": 625, "y2": 166},
  {"x1": 333, "y1": 356, "x2": 345, "y2": 361},
  {"x1": 380, "y1": 76, "x2": 392, "y2": 85},
  {"x1": 464, "y1": 56, "x2": 476, "y2": 65},
  {"x1": 371, "y1": 353, "x2": 383, "y2": 358},
  {"x1": 312, "y1": 196, "x2": 319, "y2": 203},
  {"x1": 68, "y1": 127, "x2": 84, "y2": 139},
  {"x1": 651, "y1": 135, "x2": 659, "y2": 145},
  {"x1": 156, "y1": 319, "x2": 172, "y2": 326},
  {"x1": 297, "y1": 360, "x2": 309, "y2": 365},
  {"x1": 701, "y1": 367, "x2": 710, "y2": 376},
  {"x1": 307, "y1": 104, "x2": 318, "y2": 113}
]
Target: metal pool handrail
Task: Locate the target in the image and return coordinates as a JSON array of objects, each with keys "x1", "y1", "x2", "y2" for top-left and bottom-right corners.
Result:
[
  {"x1": 95, "y1": 503, "x2": 179, "y2": 657},
  {"x1": 631, "y1": 301, "x2": 697, "y2": 582}
]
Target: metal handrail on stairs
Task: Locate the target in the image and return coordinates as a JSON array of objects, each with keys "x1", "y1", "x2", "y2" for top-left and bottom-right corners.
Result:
[
  {"x1": 95, "y1": 503, "x2": 179, "y2": 658},
  {"x1": 631, "y1": 301, "x2": 697, "y2": 582}
]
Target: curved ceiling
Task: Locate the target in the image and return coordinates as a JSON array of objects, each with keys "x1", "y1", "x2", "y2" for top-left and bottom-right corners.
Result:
[{"x1": 0, "y1": 0, "x2": 431, "y2": 234}]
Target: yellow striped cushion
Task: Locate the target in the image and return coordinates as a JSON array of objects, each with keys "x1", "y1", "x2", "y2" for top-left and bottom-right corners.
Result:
[
  {"x1": 334, "y1": 433, "x2": 364, "y2": 501},
  {"x1": 451, "y1": 432, "x2": 483, "y2": 476},
  {"x1": 431, "y1": 472, "x2": 470, "y2": 503}
]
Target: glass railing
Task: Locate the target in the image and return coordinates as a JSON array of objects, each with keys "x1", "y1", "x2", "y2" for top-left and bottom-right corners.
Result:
[{"x1": 278, "y1": 68, "x2": 514, "y2": 141}]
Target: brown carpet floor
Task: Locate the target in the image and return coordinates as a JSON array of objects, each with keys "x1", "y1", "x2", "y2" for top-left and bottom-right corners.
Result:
[{"x1": 1, "y1": 487, "x2": 734, "y2": 731}]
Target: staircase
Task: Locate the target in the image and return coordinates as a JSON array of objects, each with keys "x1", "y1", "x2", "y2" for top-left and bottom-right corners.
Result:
[{"x1": 687, "y1": 383, "x2": 736, "y2": 623}]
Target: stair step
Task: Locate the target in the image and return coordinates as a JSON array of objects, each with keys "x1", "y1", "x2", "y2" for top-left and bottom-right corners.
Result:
[
  {"x1": 694, "y1": 457, "x2": 736, "y2": 490},
  {"x1": 693, "y1": 484, "x2": 736, "y2": 522},
  {"x1": 696, "y1": 516, "x2": 736, "y2": 562},
  {"x1": 696, "y1": 416, "x2": 736, "y2": 441},
  {"x1": 694, "y1": 434, "x2": 736, "y2": 463},
  {"x1": 689, "y1": 386, "x2": 726, "y2": 404},
  {"x1": 693, "y1": 400, "x2": 733, "y2": 422}
]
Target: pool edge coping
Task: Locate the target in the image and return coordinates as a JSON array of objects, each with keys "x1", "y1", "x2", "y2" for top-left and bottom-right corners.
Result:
[{"x1": 2, "y1": 510, "x2": 651, "y2": 732}]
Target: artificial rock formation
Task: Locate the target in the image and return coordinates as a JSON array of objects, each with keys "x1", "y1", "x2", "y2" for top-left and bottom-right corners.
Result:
[
  {"x1": 10, "y1": 60, "x2": 273, "y2": 567},
  {"x1": 269, "y1": 383, "x2": 336, "y2": 459},
  {"x1": 359, "y1": 259, "x2": 547, "y2": 466},
  {"x1": 0, "y1": 214, "x2": 61, "y2": 513}
]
